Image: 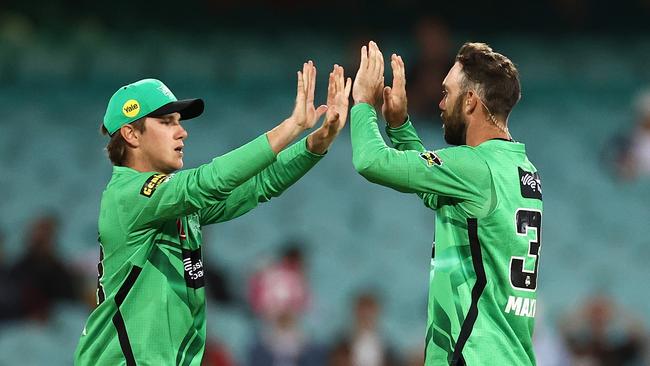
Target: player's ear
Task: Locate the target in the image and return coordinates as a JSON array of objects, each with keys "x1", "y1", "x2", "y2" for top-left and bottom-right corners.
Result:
[
  {"x1": 465, "y1": 90, "x2": 478, "y2": 114},
  {"x1": 120, "y1": 124, "x2": 140, "y2": 148}
]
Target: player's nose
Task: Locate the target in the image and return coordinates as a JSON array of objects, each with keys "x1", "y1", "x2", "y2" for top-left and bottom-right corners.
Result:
[{"x1": 177, "y1": 124, "x2": 188, "y2": 140}]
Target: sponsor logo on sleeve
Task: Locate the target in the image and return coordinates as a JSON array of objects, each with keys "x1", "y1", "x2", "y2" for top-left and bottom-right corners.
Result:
[
  {"x1": 182, "y1": 248, "x2": 205, "y2": 289},
  {"x1": 518, "y1": 167, "x2": 542, "y2": 200},
  {"x1": 419, "y1": 151, "x2": 443, "y2": 167},
  {"x1": 140, "y1": 173, "x2": 168, "y2": 197}
]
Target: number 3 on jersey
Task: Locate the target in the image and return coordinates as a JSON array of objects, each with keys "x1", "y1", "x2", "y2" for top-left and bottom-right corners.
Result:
[{"x1": 510, "y1": 209, "x2": 542, "y2": 292}]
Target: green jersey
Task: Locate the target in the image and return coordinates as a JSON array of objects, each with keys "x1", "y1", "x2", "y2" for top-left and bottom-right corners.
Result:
[
  {"x1": 75, "y1": 135, "x2": 323, "y2": 366},
  {"x1": 351, "y1": 104, "x2": 543, "y2": 365}
]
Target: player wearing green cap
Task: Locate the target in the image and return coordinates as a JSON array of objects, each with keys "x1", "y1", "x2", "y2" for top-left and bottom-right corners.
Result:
[
  {"x1": 351, "y1": 41, "x2": 542, "y2": 365},
  {"x1": 74, "y1": 62, "x2": 352, "y2": 365}
]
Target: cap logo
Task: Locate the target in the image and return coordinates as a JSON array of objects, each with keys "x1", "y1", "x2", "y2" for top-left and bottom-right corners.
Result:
[
  {"x1": 158, "y1": 85, "x2": 174, "y2": 99},
  {"x1": 122, "y1": 99, "x2": 140, "y2": 118}
]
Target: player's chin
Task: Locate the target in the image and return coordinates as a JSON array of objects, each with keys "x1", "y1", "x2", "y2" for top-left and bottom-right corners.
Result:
[{"x1": 170, "y1": 158, "x2": 183, "y2": 171}]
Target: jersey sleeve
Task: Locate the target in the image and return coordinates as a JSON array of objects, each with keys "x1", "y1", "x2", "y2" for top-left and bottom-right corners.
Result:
[
  {"x1": 385, "y1": 119, "x2": 440, "y2": 208},
  {"x1": 351, "y1": 103, "x2": 491, "y2": 208},
  {"x1": 122, "y1": 134, "x2": 277, "y2": 229},
  {"x1": 385, "y1": 119, "x2": 427, "y2": 152},
  {"x1": 197, "y1": 136, "x2": 324, "y2": 225}
]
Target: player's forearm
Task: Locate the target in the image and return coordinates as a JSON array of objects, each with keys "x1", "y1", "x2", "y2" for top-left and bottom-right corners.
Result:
[
  {"x1": 386, "y1": 119, "x2": 427, "y2": 152},
  {"x1": 350, "y1": 103, "x2": 413, "y2": 192},
  {"x1": 253, "y1": 136, "x2": 324, "y2": 201},
  {"x1": 266, "y1": 117, "x2": 306, "y2": 154},
  {"x1": 205, "y1": 134, "x2": 277, "y2": 198}
]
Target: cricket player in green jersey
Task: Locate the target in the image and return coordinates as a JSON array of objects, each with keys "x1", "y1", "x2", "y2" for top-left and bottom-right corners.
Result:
[
  {"x1": 74, "y1": 62, "x2": 352, "y2": 365},
  {"x1": 350, "y1": 41, "x2": 543, "y2": 365}
]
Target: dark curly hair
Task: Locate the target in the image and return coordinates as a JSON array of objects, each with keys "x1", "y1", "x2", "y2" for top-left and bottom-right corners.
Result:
[{"x1": 456, "y1": 42, "x2": 521, "y2": 118}]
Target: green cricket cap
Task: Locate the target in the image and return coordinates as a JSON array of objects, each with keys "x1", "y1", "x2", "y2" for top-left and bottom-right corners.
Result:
[{"x1": 103, "y1": 78, "x2": 204, "y2": 135}]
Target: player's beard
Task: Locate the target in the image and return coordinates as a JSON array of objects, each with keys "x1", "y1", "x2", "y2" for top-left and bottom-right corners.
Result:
[{"x1": 441, "y1": 95, "x2": 468, "y2": 146}]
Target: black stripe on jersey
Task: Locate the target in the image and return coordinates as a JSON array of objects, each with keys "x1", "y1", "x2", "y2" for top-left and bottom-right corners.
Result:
[
  {"x1": 112, "y1": 311, "x2": 136, "y2": 366},
  {"x1": 183, "y1": 334, "x2": 203, "y2": 366},
  {"x1": 112, "y1": 265, "x2": 142, "y2": 366},
  {"x1": 176, "y1": 329, "x2": 195, "y2": 365},
  {"x1": 451, "y1": 218, "x2": 487, "y2": 366}
]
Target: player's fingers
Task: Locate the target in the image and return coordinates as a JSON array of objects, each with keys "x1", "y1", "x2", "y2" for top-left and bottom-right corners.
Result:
[
  {"x1": 396, "y1": 54, "x2": 406, "y2": 88},
  {"x1": 375, "y1": 43, "x2": 384, "y2": 76},
  {"x1": 296, "y1": 70, "x2": 305, "y2": 105},
  {"x1": 367, "y1": 41, "x2": 377, "y2": 75},
  {"x1": 335, "y1": 65, "x2": 344, "y2": 95},
  {"x1": 307, "y1": 61, "x2": 316, "y2": 106},
  {"x1": 302, "y1": 62, "x2": 309, "y2": 92},
  {"x1": 383, "y1": 86, "x2": 391, "y2": 102},
  {"x1": 359, "y1": 45, "x2": 368, "y2": 71},
  {"x1": 392, "y1": 55, "x2": 404, "y2": 90},
  {"x1": 344, "y1": 77, "x2": 352, "y2": 98},
  {"x1": 327, "y1": 71, "x2": 336, "y2": 104},
  {"x1": 368, "y1": 42, "x2": 377, "y2": 73}
]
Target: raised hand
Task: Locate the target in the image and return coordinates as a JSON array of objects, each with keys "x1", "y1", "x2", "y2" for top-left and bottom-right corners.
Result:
[
  {"x1": 267, "y1": 61, "x2": 328, "y2": 154},
  {"x1": 307, "y1": 64, "x2": 352, "y2": 154},
  {"x1": 352, "y1": 41, "x2": 385, "y2": 107},
  {"x1": 291, "y1": 60, "x2": 328, "y2": 131},
  {"x1": 382, "y1": 54, "x2": 408, "y2": 127}
]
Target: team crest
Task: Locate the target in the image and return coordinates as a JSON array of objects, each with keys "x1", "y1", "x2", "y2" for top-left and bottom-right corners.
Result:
[{"x1": 419, "y1": 151, "x2": 443, "y2": 166}]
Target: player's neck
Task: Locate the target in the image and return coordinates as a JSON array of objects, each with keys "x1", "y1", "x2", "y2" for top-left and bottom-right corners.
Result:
[
  {"x1": 124, "y1": 152, "x2": 157, "y2": 173},
  {"x1": 466, "y1": 119, "x2": 511, "y2": 147}
]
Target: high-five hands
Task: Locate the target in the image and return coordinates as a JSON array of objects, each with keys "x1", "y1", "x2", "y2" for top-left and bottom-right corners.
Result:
[
  {"x1": 307, "y1": 64, "x2": 352, "y2": 154},
  {"x1": 268, "y1": 61, "x2": 351, "y2": 154},
  {"x1": 291, "y1": 60, "x2": 329, "y2": 131},
  {"x1": 382, "y1": 54, "x2": 408, "y2": 127},
  {"x1": 352, "y1": 41, "x2": 385, "y2": 108},
  {"x1": 352, "y1": 41, "x2": 409, "y2": 127}
]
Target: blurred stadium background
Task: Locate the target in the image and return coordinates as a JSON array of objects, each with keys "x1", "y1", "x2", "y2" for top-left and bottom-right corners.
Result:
[{"x1": 1, "y1": 0, "x2": 649, "y2": 365}]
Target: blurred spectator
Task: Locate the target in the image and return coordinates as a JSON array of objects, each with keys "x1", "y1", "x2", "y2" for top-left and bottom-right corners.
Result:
[
  {"x1": 405, "y1": 16, "x2": 452, "y2": 124},
  {"x1": 328, "y1": 292, "x2": 401, "y2": 366},
  {"x1": 249, "y1": 245, "x2": 310, "y2": 321},
  {"x1": 560, "y1": 294, "x2": 646, "y2": 366},
  {"x1": 203, "y1": 230, "x2": 235, "y2": 306},
  {"x1": 9, "y1": 214, "x2": 80, "y2": 321},
  {"x1": 205, "y1": 261, "x2": 235, "y2": 306},
  {"x1": 0, "y1": 228, "x2": 22, "y2": 322},
  {"x1": 613, "y1": 89, "x2": 650, "y2": 180},
  {"x1": 247, "y1": 243, "x2": 324, "y2": 366},
  {"x1": 402, "y1": 347, "x2": 424, "y2": 366},
  {"x1": 533, "y1": 302, "x2": 571, "y2": 366},
  {"x1": 202, "y1": 337, "x2": 236, "y2": 366}
]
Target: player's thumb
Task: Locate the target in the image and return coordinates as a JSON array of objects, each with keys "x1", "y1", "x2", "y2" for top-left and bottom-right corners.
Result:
[
  {"x1": 383, "y1": 86, "x2": 391, "y2": 101},
  {"x1": 315, "y1": 105, "x2": 328, "y2": 120}
]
